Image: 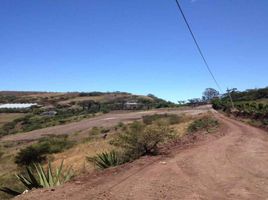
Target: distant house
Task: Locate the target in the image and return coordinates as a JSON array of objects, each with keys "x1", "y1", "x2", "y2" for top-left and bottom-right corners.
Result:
[
  {"x1": 41, "y1": 111, "x2": 57, "y2": 117},
  {"x1": 124, "y1": 101, "x2": 143, "y2": 110}
]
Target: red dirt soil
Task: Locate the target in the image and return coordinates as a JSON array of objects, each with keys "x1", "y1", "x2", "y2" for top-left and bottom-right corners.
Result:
[{"x1": 15, "y1": 112, "x2": 268, "y2": 200}]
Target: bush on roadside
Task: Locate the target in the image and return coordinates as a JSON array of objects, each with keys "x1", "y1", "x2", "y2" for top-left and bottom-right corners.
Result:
[
  {"x1": 142, "y1": 114, "x2": 181, "y2": 125},
  {"x1": 117, "y1": 122, "x2": 124, "y2": 128},
  {"x1": 89, "y1": 127, "x2": 101, "y2": 136},
  {"x1": 111, "y1": 121, "x2": 173, "y2": 162},
  {"x1": 168, "y1": 114, "x2": 182, "y2": 125},
  {"x1": 188, "y1": 116, "x2": 219, "y2": 133},
  {"x1": 89, "y1": 127, "x2": 110, "y2": 136},
  {"x1": 100, "y1": 127, "x2": 110, "y2": 134}
]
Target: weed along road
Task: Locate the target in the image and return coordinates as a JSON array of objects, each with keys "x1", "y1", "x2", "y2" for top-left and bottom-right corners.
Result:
[
  {"x1": 0, "y1": 107, "x2": 207, "y2": 142},
  {"x1": 16, "y1": 112, "x2": 268, "y2": 200}
]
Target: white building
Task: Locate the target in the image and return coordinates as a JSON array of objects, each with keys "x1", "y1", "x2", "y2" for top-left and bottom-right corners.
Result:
[{"x1": 0, "y1": 103, "x2": 38, "y2": 109}]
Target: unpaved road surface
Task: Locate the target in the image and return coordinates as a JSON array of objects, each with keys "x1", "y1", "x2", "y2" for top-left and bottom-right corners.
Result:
[
  {"x1": 17, "y1": 112, "x2": 268, "y2": 200},
  {"x1": 1, "y1": 107, "x2": 207, "y2": 142}
]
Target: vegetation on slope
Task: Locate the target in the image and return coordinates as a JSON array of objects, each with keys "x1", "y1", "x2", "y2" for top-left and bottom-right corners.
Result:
[
  {"x1": 0, "y1": 91, "x2": 177, "y2": 136},
  {"x1": 15, "y1": 135, "x2": 74, "y2": 166},
  {"x1": 188, "y1": 116, "x2": 219, "y2": 133},
  {"x1": 88, "y1": 113, "x2": 218, "y2": 169},
  {"x1": 0, "y1": 112, "x2": 217, "y2": 199},
  {"x1": 212, "y1": 87, "x2": 268, "y2": 129}
]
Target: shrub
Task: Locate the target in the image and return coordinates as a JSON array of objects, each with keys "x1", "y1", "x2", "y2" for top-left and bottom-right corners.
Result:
[
  {"x1": 0, "y1": 160, "x2": 73, "y2": 197},
  {"x1": 142, "y1": 114, "x2": 181, "y2": 125},
  {"x1": 114, "y1": 122, "x2": 125, "y2": 131},
  {"x1": 90, "y1": 127, "x2": 100, "y2": 135},
  {"x1": 15, "y1": 146, "x2": 47, "y2": 166},
  {"x1": 37, "y1": 135, "x2": 74, "y2": 154},
  {"x1": 100, "y1": 105, "x2": 110, "y2": 113},
  {"x1": 89, "y1": 127, "x2": 110, "y2": 136},
  {"x1": 87, "y1": 151, "x2": 120, "y2": 169},
  {"x1": 188, "y1": 116, "x2": 219, "y2": 133},
  {"x1": 100, "y1": 127, "x2": 110, "y2": 134},
  {"x1": 168, "y1": 114, "x2": 182, "y2": 125},
  {"x1": 0, "y1": 150, "x2": 4, "y2": 159},
  {"x1": 15, "y1": 136, "x2": 74, "y2": 166},
  {"x1": 111, "y1": 121, "x2": 173, "y2": 161},
  {"x1": 117, "y1": 122, "x2": 124, "y2": 128},
  {"x1": 0, "y1": 121, "x2": 17, "y2": 136}
]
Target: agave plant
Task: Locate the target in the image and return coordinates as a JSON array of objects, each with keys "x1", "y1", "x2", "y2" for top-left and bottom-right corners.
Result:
[
  {"x1": 0, "y1": 160, "x2": 73, "y2": 196},
  {"x1": 87, "y1": 150, "x2": 120, "y2": 169}
]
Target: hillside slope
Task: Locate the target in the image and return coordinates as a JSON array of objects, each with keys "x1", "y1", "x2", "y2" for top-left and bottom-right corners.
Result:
[
  {"x1": 16, "y1": 112, "x2": 268, "y2": 200},
  {"x1": 1, "y1": 107, "x2": 206, "y2": 142},
  {"x1": 212, "y1": 87, "x2": 268, "y2": 129},
  {"x1": 0, "y1": 91, "x2": 176, "y2": 137}
]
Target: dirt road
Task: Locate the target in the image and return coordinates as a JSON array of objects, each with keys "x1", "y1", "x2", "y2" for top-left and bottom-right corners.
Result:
[
  {"x1": 16, "y1": 112, "x2": 268, "y2": 200},
  {"x1": 1, "y1": 107, "x2": 207, "y2": 142}
]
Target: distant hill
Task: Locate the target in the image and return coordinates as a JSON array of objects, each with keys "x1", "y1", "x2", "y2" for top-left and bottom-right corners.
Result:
[{"x1": 0, "y1": 91, "x2": 175, "y2": 110}]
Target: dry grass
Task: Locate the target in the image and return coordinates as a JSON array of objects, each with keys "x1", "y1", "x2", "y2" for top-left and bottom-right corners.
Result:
[
  {"x1": 25, "y1": 92, "x2": 64, "y2": 98},
  {"x1": 51, "y1": 115, "x2": 193, "y2": 174},
  {"x1": 0, "y1": 141, "x2": 33, "y2": 174},
  {"x1": 0, "y1": 113, "x2": 25, "y2": 128},
  {"x1": 52, "y1": 138, "x2": 113, "y2": 173},
  {"x1": 0, "y1": 141, "x2": 34, "y2": 199},
  {"x1": 58, "y1": 96, "x2": 105, "y2": 104},
  {"x1": 171, "y1": 121, "x2": 193, "y2": 138}
]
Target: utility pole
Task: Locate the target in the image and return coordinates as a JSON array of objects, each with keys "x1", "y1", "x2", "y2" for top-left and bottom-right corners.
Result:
[{"x1": 226, "y1": 88, "x2": 235, "y2": 110}]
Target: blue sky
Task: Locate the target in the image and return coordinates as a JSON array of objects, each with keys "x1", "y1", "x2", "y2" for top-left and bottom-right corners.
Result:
[{"x1": 1, "y1": 0, "x2": 267, "y2": 102}]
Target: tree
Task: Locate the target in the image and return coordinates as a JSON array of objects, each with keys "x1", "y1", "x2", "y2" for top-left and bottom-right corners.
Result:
[
  {"x1": 188, "y1": 98, "x2": 202, "y2": 107},
  {"x1": 202, "y1": 88, "x2": 219, "y2": 101},
  {"x1": 177, "y1": 100, "x2": 186, "y2": 105}
]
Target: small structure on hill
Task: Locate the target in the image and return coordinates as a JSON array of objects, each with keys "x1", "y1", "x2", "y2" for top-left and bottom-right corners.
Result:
[
  {"x1": 124, "y1": 101, "x2": 143, "y2": 110},
  {"x1": 41, "y1": 110, "x2": 57, "y2": 117}
]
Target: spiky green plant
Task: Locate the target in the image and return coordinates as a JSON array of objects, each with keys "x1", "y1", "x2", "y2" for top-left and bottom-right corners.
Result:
[
  {"x1": 87, "y1": 151, "x2": 120, "y2": 169},
  {"x1": 0, "y1": 160, "x2": 73, "y2": 196}
]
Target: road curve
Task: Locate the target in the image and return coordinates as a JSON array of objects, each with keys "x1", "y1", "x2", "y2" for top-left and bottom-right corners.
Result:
[{"x1": 16, "y1": 112, "x2": 268, "y2": 200}]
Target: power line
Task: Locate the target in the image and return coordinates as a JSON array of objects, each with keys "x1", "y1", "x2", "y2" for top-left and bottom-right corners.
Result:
[{"x1": 174, "y1": 0, "x2": 223, "y2": 93}]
